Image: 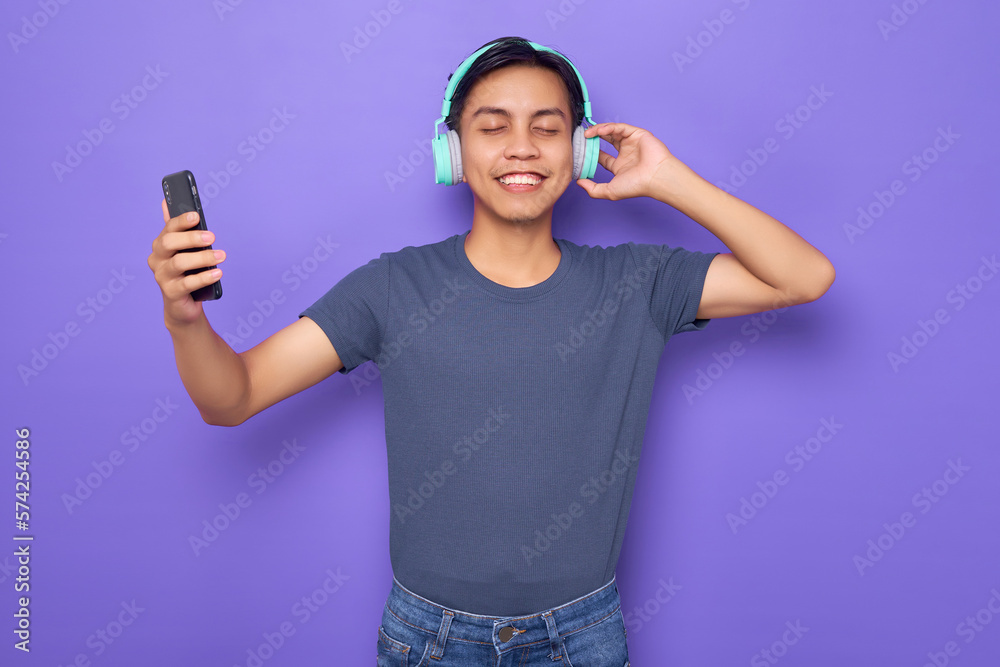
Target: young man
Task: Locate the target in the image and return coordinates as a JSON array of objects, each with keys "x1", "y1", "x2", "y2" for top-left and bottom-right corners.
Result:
[{"x1": 148, "y1": 36, "x2": 833, "y2": 665}]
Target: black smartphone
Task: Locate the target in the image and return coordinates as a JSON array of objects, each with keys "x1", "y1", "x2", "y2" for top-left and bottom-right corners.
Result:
[{"x1": 161, "y1": 170, "x2": 223, "y2": 301}]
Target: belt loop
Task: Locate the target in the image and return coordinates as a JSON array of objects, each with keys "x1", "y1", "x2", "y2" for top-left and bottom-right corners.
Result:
[
  {"x1": 542, "y1": 611, "x2": 562, "y2": 661},
  {"x1": 431, "y1": 609, "x2": 454, "y2": 659}
]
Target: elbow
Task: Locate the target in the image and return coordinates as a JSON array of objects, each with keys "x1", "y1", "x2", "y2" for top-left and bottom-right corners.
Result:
[
  {"x1": 799, "y1": 260, "x2": 836, "y2": 304},
  {"x1": 198, "y1": 406, "x2": 249, "y2": 428}
]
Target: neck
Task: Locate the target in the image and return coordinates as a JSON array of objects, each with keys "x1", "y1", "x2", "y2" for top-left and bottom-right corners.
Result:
[{"x1": 464, "y1": 215, "x2": 560, "y2": 289}]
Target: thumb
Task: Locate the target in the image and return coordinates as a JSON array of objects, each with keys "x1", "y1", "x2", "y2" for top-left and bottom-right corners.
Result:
[{"x1": 576, "y1": 178, "x2": 611, "y2": 200}]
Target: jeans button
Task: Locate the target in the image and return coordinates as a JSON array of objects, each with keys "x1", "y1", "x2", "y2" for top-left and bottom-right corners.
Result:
[{"x1": 498, "y1": 625, "x2": 516, "y2": 642}]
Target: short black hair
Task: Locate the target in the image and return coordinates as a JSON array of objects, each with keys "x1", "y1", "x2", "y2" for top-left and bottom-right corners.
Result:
[{"x1": 443, "y1": 36, "x2": 586, "y2": 137}]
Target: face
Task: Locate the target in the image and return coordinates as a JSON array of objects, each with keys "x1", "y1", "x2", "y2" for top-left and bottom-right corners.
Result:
[{"x1": 458, "y1": 64, "x2": 575, "y2": 227}]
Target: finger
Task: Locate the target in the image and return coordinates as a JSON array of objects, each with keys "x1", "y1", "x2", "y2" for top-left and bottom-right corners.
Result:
[
  {"x1": 576, "y1": 178, "x2": 611, "y2": 200},
  {"x1": 169, "y1": 248, "x2": 225, "y2": 275},
  {"x1": 166, "y1": 209, "x2": 201, "y2": 233},
  {"x1": 163, "y1": 268, "x2": 223, "y2": 301},
  {"x1": 162, "y1": 198, "x2": 169, "y2": 223},
  {"x1": 597, "y1": 149, "x2": 616, "y2": 173},
  {"x1": 160, "y1": 228, "x2": 217, "y2": 255}
]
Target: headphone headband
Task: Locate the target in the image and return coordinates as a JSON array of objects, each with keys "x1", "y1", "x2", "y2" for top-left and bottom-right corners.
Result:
[{"x1": 434, "y1": 40, "x2": 594, "y2": 132}]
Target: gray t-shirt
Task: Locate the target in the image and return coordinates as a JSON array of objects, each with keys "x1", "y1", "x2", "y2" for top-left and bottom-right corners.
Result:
[{"x1": 300, "y1": 229, "x2": 717, "y2": 615}]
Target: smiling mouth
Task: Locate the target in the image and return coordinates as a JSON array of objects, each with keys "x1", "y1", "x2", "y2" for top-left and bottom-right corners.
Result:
[{"x1": 496, "y1": 172, "x2": 545, "y2": 192}]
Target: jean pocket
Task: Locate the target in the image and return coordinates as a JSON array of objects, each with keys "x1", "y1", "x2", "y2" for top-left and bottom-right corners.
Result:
[
  {"x1": 377, "y1": 625, "x2": 411, "y2": 667},
  {"x1": 561, "y1": 608, "x2": 630, "y2": 667}
]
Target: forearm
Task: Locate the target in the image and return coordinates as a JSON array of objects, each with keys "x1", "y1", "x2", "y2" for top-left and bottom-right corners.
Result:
[
  {"x1": 650, "y1": 158, "x2": 835, "y2": 301},
  {"x1": 165, "y1": 311, "x2": 252, "y2": 426}
]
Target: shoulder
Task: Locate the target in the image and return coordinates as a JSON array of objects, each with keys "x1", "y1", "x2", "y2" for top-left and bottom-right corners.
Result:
[{"x1": 556, "y1": 236, "x2": 655, "y2": 272}]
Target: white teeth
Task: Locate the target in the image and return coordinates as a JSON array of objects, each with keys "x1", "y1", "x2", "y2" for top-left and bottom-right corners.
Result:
[{"x1": 499, "y1": 173, "x2": 541, "y2": 186}]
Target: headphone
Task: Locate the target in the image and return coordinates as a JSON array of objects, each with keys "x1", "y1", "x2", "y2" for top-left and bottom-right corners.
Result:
[{"x1": 432, "y1": 40, "x2": 600, "y2": 186}]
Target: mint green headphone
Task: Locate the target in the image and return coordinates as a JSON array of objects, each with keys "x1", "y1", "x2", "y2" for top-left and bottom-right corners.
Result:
[{"x1": 432, "y1": 40, "x2": 600, "y2": 186}]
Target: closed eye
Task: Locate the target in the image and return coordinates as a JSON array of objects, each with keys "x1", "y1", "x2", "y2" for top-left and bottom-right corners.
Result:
[{"x1": 480, "y1": 127, "x2": 559, "y2": 135}]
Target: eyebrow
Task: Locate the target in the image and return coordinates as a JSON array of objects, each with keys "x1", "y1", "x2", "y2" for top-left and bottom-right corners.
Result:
[{"x1": 470, "y1": 106, "x2": 566, "y2": 121}]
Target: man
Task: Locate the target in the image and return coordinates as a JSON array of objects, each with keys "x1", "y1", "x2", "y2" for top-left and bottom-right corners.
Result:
[{"x1": 148, "y1": 36, "x2": 833, "y2": 665}]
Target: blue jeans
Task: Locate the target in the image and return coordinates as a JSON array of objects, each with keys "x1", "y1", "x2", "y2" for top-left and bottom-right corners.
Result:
[{"x1": 376, "y1": 575, "x2": 630, "y2": 666}]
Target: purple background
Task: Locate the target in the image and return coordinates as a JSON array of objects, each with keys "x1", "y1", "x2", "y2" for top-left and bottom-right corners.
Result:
[{"x1": 3, "y1": 0, "x2": 999, "y2": 664}]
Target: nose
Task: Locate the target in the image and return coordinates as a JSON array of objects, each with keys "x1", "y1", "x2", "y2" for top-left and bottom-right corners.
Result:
[{"x1": 502, "y1": 122, "x2": 539, "y2": 161}]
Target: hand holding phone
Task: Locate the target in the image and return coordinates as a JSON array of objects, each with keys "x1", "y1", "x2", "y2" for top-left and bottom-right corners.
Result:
[{"x1": 160, "y1": 170, "x2": 223, "y2": 302}]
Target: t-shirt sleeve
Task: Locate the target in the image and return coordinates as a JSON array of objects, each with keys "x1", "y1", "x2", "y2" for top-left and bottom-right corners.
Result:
[
  {"x1": 629, "y1": 242, "x2": 719, "y2": 340},
  {"x1": 298, "y1": 254, "x2": 389, "y2": 375}
]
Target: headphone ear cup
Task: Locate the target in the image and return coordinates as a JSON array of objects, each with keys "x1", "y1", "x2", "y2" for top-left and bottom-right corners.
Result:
[
  {"x1": 572, "y1": 125, "x2": 586, "y2": 181},
  {"x1": 447, "y1": 129, "x2": 463, "y2": 185},
  {"x1": 572, "y1": 125, "x2": 601, "y2": 181},
  {"x1": 433, "y1": 132, "x2": 452, "y2": 185},
  {"x1": 581, "y1": 128, "x2": 600, "y2": 181}
]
